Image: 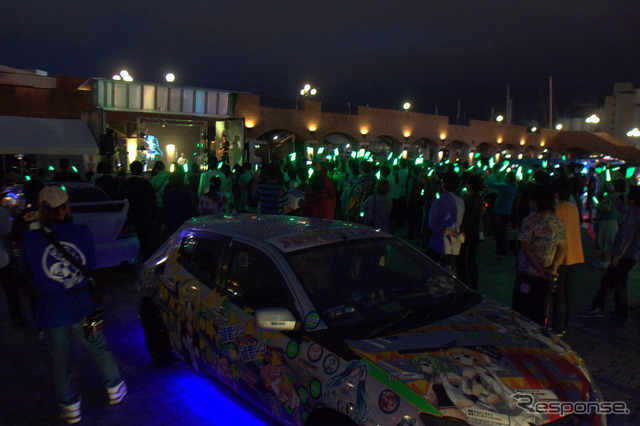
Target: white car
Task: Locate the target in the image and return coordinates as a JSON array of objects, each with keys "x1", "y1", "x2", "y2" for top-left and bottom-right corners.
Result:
[
  {"x1": 2, "y1": 182, "x2": 139, "y2": 269},
  {"x1": 136, "y1": 214, "x2": 605, "y2": 426}
]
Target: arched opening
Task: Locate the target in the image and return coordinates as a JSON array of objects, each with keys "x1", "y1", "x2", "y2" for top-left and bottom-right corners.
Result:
[{"x1": 258, "y1": 129, "x2": 304, "y2": 161}]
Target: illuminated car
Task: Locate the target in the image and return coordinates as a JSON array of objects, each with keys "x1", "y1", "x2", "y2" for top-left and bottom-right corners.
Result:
[
  {"x1": 136, "y1": 214, "x2": 605, "y2": 426},
  {"x1": 2, "y1": 183, "x2": 138, "y2": 269}
]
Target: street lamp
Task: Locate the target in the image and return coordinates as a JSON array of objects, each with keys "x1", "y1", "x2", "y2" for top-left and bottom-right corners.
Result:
[
  {"x1": 586, "y1": 114, "x2": 600, "y2": 132},
  {"x1": 586, "y1": 114, "x2": 600, "y2": 124},
  {"x1": 119, "y1": 70, "x2": 133, "y2": 82},
  {"x1": 555, "y1": 123, "x2": 563, "y2": 130},
  {"x1": 165, "y1": 73, "x2": 175, "y2": 83},
  {"x1": 403, "y1": 102, "x2": 411, "y2": 111},
  {"x1": 496, "y1": 115, "x2": 504, "y2": 123},
  {"x1": 296, "y1": 84, "x2": 317, "y2": 109},
  {"x1": 627, "y1": 128, "x2": 640, "y2": 137}
]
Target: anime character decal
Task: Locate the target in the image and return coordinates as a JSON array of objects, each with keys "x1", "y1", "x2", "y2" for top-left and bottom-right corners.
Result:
[
  {"x1": 445, "y1": 347, "x2": 521, "y2": 416},
  {"x1": 405, "y1": 347, "x2": 542, "y2": 426},
  {"x1": 324, "y1": 360, "x2": 372, "y2": 424},
  {"x1": 177, "y1": 279, "x2": 202, "y2": 370},
  {"x1": 411, "y1": 353, "x2": 469, "y2": 423}
]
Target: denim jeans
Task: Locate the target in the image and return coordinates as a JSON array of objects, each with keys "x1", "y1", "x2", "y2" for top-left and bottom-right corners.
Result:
[{"x1": 44, "y1": 320, "x2": 121, "y2": 404}]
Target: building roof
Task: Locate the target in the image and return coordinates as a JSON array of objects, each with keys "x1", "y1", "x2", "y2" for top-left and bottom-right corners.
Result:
[{"x1": 0, "y1": 116, "x2": 98, "y2": 155}]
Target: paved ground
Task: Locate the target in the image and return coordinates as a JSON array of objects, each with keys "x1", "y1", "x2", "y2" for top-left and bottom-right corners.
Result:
[{"x1": 0, "y1": 223, "x2": 638, "y2": 425}]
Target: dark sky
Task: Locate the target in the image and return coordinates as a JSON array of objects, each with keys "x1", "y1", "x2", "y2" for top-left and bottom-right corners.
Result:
[{"x1": 2, "y1": 1, "x2": 639, "y2": 125}]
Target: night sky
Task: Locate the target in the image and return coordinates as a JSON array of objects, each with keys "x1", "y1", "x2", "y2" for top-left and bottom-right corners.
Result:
[{"x1": 2, "y1": 1, "x2": 639, "y2": 125}]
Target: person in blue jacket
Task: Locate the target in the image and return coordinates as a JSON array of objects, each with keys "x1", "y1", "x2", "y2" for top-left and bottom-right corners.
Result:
[{"x1": 21, "y1": 186, "x2": 126, "y2": 424}]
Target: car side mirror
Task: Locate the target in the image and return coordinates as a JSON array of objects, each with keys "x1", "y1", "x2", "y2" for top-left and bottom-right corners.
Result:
[{"x1": 255, "y1": 308, "x2": 298, "y2": 331}]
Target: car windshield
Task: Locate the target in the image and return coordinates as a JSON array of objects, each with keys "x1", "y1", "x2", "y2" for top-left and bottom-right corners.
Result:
[
  {"x1": 286, "y1": 237, "x2": 481, "y2": 339},
  {"x1": 66, "y1": 186, "x2": 111, "y2": 203}
]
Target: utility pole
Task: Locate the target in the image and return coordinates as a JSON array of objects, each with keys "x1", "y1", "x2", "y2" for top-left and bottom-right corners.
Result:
[
  {"x1": 549, "y1": 76, "x2": 553, "y2": 129},
  {"x1": 506, "y1": 85, "x2": 510, "y2": 124}
]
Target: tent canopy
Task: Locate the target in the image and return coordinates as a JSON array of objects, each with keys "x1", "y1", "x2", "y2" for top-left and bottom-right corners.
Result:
[{"x1": 0, "y1": 116, "x2": 99, "y2": 155}]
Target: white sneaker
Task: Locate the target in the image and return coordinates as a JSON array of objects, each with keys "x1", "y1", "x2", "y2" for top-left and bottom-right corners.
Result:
[
  {"x1": 107, "y1": 380, "x2": 127, "y2": 405},
  {"x1": 59, "y1": 397, "x2": 82, "y2": 424}
]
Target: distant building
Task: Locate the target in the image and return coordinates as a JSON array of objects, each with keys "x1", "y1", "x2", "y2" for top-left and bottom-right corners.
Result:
[{"x1": 602, "y1": 82, "x2": 640, "y2": 146}]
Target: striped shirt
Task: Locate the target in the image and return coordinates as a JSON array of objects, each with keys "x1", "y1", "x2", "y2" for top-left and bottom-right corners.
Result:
[{"x1": 255, "y1": 183, "x2": 289, "y2": 214}]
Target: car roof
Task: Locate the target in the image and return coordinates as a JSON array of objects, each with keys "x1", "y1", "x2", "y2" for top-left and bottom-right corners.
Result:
[{"x1": 184, "y1": 214, "x2": 388, "y2": 253}]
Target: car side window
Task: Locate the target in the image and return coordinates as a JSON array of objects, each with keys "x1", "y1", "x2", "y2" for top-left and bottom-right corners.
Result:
[
  {"x1": 226, "y1": 243, "x2": 293, "y2": 310},
  {"x1": 178, "y1": 235, "x2": 229, "y2": 288}
]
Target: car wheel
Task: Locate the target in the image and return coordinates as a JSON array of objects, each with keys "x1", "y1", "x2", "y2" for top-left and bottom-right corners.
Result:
[
  {"x1": 306, "y1": 408, "x2": 356, "y2": 425},
  {"x1": 140, "y1": 300, "x2": 173, "y2": 365}
]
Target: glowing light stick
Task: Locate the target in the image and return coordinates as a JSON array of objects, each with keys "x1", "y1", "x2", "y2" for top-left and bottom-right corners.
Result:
[
  {"x1": 606, "y1": 169, "x2": 611, "y2": 182},
  {"x1": 415, "y1": 157, "x2": 424, "y2": 165},
  {"x1": 626, "y1": 167, "x2": 636, "y2": 179},
  {"x1": 500, "y1": 161, "x2": 509, "y2": 172},
  {"x1": 387, "y1": 152, "x2": 393, "y2": 161},
  {"x1": 317, "y1": 147, "x2": 325, "y2": 155}
]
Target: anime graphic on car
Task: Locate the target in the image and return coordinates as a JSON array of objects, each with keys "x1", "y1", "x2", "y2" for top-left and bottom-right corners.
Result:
[
  {"x1": 411, "y1": 353, "x2": 468, "y2": 423},
  {"x1": 324, "y1": 360, "x2": 372, "y2": 423},
  {"x1": 177, "y1": 279, "x2": 202, "y2": 370}
]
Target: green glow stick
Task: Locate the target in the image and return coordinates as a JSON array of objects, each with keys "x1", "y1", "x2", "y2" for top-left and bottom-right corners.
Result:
[
  {"x1": 317, "y1": 147, "x2": 325, "y2": 154},
  {"x1": 415, "y1": 157, "x2": 423, "y2": 165},
  {"x1": 626, "y1": 167, "x2": 635, "y2": 179}
]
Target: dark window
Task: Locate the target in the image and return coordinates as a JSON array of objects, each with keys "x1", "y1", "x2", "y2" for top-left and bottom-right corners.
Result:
[
  {"x1": 178, "y1": 234, "x2": 229, "y2": 287},
  {"x1": 226, "y1": 244, "x2": 293, "y2": 310}
]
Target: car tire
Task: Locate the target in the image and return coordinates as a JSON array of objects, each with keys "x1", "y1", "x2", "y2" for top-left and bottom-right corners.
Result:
[
  {"x1": 140, "y1": 300, "x2": 173, "y2": 365},
  {"x1": 306, "y1": 408, "x2": 356, "y2": 425}
]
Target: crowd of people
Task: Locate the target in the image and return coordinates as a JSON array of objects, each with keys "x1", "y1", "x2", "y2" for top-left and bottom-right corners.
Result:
[{"x1": 2, "y1": 152, "x2": 640, "y2": 422}]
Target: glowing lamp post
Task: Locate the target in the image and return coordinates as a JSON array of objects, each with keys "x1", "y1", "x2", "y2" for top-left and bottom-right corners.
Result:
[
  {"x1": 296, "y1": 84, "x2": 317, "y2": 110},
  {"x1": 586, "y1": 114, "x2": 600, "y2": 132}
]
